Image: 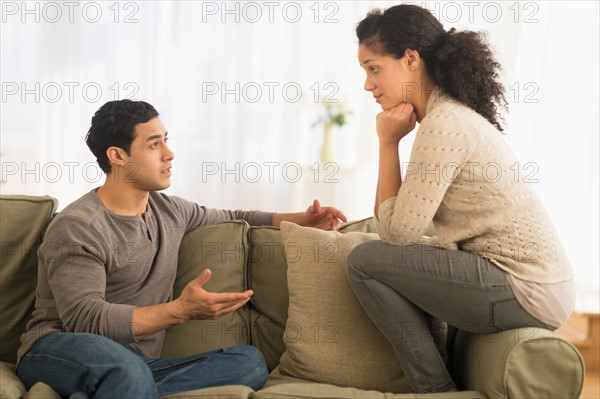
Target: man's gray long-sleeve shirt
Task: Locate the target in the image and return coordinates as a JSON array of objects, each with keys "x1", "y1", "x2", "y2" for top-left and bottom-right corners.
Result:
[{"x1": 17, "y1": 189, "x2": 273, "y2": 364}]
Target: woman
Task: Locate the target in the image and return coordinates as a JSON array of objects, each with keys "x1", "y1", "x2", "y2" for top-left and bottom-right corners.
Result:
[{"x1": 346, "y1": 4, "x2": 575, "y2": 394}]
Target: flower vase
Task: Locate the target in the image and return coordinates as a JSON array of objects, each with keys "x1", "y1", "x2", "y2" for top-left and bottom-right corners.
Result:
[{"x1": 320, "y1": 124, "x2": 334, "y2": 163}]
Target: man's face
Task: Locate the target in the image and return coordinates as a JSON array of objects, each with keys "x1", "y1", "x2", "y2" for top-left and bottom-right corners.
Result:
[{"x1": 116, "y1": 117, "x2": 174, "y2": 191}]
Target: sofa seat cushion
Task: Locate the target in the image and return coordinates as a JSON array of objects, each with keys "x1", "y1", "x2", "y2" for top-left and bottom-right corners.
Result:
[
  {"x1": 0, "y1": 362, "x2": 26, "y2": 398},
  {"x1": 277, "y1": 222, "x2": 410, "y2": 393},
  {"x1": 161, "y1": 385, "x2": 255, "y2": 399},
  {"x1": 259, "y1": 370, "x2": 485, "y2": 399}
]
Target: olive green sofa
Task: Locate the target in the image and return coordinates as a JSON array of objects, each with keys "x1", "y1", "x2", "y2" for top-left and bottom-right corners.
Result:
[{"x1": 0, "y1": 195, "x2": 585, "y2": 398}]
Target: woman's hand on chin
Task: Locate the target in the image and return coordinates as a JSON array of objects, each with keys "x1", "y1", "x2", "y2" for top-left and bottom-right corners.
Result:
[{"x1": 376, "y1": 102, "x2": 417, "y2": 145}]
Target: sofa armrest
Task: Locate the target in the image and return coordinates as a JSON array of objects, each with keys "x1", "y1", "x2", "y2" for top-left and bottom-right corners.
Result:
[{"x1": 452, "y1": 327, "x2": 584, "y2": 398}]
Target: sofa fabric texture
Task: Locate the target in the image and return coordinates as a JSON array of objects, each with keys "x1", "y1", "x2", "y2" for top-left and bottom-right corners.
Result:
[
  {"x1": 277, "y1": 222, "x2": 410, "y2": 392},
  {"x1": 0, "y1": 195, "x2": 585, "y2": 398},
  {"x1": 161, "y1": 221, "x2": 252, "y2": 356},
  {"x1": 0, "y1": 195, "x2": 58, "y2": 364}
]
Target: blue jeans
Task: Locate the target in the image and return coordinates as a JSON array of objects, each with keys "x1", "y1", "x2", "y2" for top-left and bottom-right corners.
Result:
[
  {"x1": 346, "y1": 241, "x2": 552, "y2": 394},
  {"x1": 17, "y1": 332, "x2": 268, "y2": 398}
]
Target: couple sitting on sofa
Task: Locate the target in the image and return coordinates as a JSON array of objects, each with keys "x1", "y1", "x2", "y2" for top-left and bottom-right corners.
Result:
[{"x1": 17, "y1": 4, "x2": 575, "y2": 398}]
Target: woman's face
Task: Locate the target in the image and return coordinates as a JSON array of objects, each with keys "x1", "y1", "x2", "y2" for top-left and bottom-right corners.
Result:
[{"x1": 358, "y1": 44, "x2": 413, "y2": 111}]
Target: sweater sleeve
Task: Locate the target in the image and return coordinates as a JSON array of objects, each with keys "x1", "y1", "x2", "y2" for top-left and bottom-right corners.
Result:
[
  {"x1": 42, "y1": 217, "x2": 136, "y2": 344},
  {"x1": 375, "y1": 196, "x2": 458, "y2": 250},
  {"x1": 377, "y1": 110, "x2": 472, "y2": 245},
  {"x1": 196, "y1": 208, "x2": 274, "y2": 227},
  {"x1": 162, "y1": 193, "x2": 274, "y2": 232}
]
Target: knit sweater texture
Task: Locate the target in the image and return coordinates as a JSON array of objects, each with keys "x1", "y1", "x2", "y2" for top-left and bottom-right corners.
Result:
[{"x1": 375, "y1": 88, "x2": 573, "y2": 284}]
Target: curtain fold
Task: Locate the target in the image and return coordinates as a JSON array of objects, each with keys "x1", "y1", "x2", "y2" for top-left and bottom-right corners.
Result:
[{"x1": 1, "y1": 1, "x2": 597, "y2": 306}]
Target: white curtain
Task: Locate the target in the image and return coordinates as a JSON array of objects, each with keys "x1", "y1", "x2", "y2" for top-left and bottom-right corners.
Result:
[
  {"x1": 502, "y1": 1, "x2": 599, "y2": 311},
  {"x1": 1, "y1": 1, "x2": 598, "y2": 310}
]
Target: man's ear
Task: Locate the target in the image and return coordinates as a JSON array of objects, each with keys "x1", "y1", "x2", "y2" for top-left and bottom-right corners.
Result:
[{"x1": 106, "y1": 146, "x2": 127, "y2": 169}]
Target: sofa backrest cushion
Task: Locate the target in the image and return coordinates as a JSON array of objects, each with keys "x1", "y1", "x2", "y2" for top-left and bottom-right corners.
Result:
[
  {"x1": 247, "y1": 226, "x2": 289, "y2": 370},
  {"x1": 0, "y1": 195, "x2": 58, "y2": 364},
  {"x1": 161, "y1": 221, "x2": 252, "y2": 357}
]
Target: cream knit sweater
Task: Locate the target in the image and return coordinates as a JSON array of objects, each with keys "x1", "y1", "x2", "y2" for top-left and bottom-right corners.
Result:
[{"x1": 375, "y1": 88, "x2": 573, "y2": 284}]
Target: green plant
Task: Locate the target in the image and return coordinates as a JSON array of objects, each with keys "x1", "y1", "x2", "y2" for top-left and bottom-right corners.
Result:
[{"x1": 312, "y1": 101, "x2": 351, "y2": 130}]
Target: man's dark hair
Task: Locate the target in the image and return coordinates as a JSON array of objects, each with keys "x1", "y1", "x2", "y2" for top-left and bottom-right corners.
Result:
[{"x1": 85, "y1": 100, "x2": 159, "y2": 173}]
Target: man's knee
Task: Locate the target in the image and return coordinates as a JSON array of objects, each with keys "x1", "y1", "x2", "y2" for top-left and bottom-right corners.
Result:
[
  {"x1": 115, "y1": 353, "x2": 153, "y2": 380},
  {"x1": 72, "y1": 335, "x2": 154, "y2": 387},
  {"x1": 17, "y1": 333, "x2": 155, "y2": 398},
  {"x1": 223, "y1": 345, "x2": 268, "y2": 390}
]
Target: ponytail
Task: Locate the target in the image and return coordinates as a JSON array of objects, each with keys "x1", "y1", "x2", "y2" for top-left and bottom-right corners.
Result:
[{"x1": 428, "y1": 28, "x2": 508, "y2": 131}]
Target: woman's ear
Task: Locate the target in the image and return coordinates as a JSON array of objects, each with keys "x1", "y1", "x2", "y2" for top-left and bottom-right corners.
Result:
[
  {"x1": 106, "y1": 146, "x2": 127, "y2": 169},
  {"x1": 404, "y1": 48, "x2": 421, "y2": 70}
]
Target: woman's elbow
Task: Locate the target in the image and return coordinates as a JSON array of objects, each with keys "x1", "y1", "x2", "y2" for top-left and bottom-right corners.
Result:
[{"x1": 382, "y1": 224, "x2": 422, "y2": 246}]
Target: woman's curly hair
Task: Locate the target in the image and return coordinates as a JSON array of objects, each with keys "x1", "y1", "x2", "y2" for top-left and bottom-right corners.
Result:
[{"x1": 357, "y1": 4, "x2": 508, "y2": 132}]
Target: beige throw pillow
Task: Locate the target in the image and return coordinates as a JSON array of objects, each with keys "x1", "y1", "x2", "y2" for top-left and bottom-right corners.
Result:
[{"x1": 278, "y1": 222, "x2": 410, "y2": 393}]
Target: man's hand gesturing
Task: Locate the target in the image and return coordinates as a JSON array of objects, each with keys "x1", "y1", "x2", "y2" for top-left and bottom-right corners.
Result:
[{"x1": 174, "y1": 268, "x2": 253, "y2": 321}]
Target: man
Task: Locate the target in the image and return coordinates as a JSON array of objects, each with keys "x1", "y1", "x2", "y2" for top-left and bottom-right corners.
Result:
[{"x1": 16, "y1": 100, "x2": 347, "y2": 398}]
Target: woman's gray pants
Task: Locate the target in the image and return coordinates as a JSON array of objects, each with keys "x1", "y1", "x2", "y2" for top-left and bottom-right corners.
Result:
[{"x1": 346, "y1": 241, "x2": 551, "y2": 394}]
